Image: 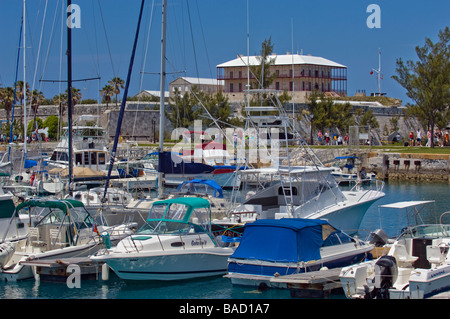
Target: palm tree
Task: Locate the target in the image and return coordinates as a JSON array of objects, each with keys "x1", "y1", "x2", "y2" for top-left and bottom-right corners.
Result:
[
  {"x1": 100, "y1": 84, "x2": 114, "y2": 108},
  {"x1": 53, "y1": 93, "x2": 67, "y2": 118},
  {"x1": 30, "y1": 89, "x2": 45, "y2": 132},
  {"x1": 108, "y1": 77, "x2": 124, "y2": 107},
  {"x1": 66, "y1": 87, "x2": 82, "y2": 107},
  {"x1": 15, "y1": 81, "x2": 30, "y2": 127},
  {"x1": 0, "y1": 87, "x2": 15, "y2": 124}
]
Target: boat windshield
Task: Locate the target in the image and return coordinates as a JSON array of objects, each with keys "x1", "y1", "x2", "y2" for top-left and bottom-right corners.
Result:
[
  {"x1": 399, "y1": 224, "x2": 450, "y2": 239},
  {"x1": 139, "y1": 202, "x2": 211, "y2": 235},
  {"x1": 35, "y1": 206, "x2": 94, "y2": 230}
]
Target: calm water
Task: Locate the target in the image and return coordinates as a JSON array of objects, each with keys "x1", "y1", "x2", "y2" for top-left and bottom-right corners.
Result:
[{"x1": 0, "y1": 182, "x2": 448, "y2": 300}]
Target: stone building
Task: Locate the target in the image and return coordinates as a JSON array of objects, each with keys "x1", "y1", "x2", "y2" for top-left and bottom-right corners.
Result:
[
  {"x1": 216, "y1": 53, "x2": 347, "y2": 103},
  {"x1": 168, "y1": 76, "x2": 224, "y2": 97}
]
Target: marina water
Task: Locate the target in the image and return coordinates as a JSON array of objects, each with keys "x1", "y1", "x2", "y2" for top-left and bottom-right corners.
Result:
[{"x1": 0, "y1": 181, "x2": 448, "y2": 299}]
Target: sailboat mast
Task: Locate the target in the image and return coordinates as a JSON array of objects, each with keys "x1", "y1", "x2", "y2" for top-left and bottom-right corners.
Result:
[
  {"x1": 67, "y1": 0, "x2": 73, "y2": 187},
  {"x1": 157, "y1": 0, "x2": 167, "y2": 198},
  {"x1": 23, "y1": 0, "x2": 27, "y2": 157},
  {"x1": 378, "y1": 48, "x2": 381, "y2": 95},
  {"x1": 102, "y1": 0, "x2": 146, "y2": 201}
]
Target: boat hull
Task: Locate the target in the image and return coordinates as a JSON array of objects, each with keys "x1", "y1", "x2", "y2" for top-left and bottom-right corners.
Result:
[
  {"x1": 227, "y1": 249, "x2": 372, "y2": 287},
  {"x1": 96, "y1": 249, "x2": 233, "y2": 281}
]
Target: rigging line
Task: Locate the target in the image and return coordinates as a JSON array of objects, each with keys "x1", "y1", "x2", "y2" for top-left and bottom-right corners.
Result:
[
  {"x1": 7, "y1": 18, "x2": 23, "y2": 162},
  {"x1": 185, "y1": 0, "x2": 200, "y2": 82},
  {"x1": 133, "y1": 0, "x2": 155, "y2": 138},
  {"x1": 31, "y1": 0, "x2": 48, "y2": 98},
  {"x1": 39, "y1": 0, "x2": 60, "y2": 93},
  {"x1": 194, "y1": 0, "x2": 213, "y2": 79},
  {"x1": 97, "y1": 0, "x2": 116, "y2": 77}
]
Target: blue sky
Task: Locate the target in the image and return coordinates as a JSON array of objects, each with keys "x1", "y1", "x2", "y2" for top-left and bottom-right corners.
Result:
[{"x1": 0, "y1": 0, "x2": 448, "y2": 106}]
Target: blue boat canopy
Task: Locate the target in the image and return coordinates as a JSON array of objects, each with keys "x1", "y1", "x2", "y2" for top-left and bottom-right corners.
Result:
[
  {"x1": 158, "y1": 151, "x2": 215, "y2": 175},
  {"x1": 176, "y1": 179, "x2": 224, "y2": 198},
  {"x1": 230, "y1": 219, "x2": 338, "y2": 263}
]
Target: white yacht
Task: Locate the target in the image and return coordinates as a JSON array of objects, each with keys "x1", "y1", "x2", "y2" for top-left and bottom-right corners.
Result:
[
  {"x1": 0, "y1": 198, "x2": 133, "y2": 281},
  {"x1": 91, "y1": 197, "x2": 235, "y2": 281}
]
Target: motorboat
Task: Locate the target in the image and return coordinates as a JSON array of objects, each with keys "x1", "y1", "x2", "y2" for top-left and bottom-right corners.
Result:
[
  {"x1": 90, "y1": 197, "x2": 235, "y2": 281},
  {"x1": 84, "y1": 179, "x2": 230, "y2": 229},
  {"x1": 71, "y1": 187, "x2": 136, "y2": 226},
  {"x1": 215, "y1": 89, "x2": 384, "y2": 235},
  {"x1": 223, "y1": 166, "x2": 385, "y2": 234},
  {"x1": 0, "y1": 187, "x2": 29, "y2": 244},
  {"x1": 225, "y1": 218, "x2": 374, "y2": 288},
  {"x1": 46, "y1": 115, "x2": 109, "y2": 172},
  {"x1": 142, "y1": 151, "x2": 241, "y2": 189},
  {"x1": 331, "y1": 156, "x2": 375, "y2": 185},
  {"x1": 340, "y1": 200, "x2": 450, "y2": 299},
  {"x1": 0, "y1": 198, "x2": 133, "y2": 281}
]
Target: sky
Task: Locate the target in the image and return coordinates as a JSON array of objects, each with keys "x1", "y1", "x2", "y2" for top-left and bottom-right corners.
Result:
[{"x1": 0, "y1": 0, "x2": 449, "y2": 106}]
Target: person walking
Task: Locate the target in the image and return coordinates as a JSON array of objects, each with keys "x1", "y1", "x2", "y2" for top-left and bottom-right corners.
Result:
[{"x1": 416, "y1": 129, "x2": 422, "y2": 146}]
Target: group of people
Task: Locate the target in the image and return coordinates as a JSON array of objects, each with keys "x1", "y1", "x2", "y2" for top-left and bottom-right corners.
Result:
[
  {"x1": 317, "y1": 131, "x2": 349, "y2": 146},
  {"x1": 409, "y1": 128, "x2": 449, "y2": 147}
]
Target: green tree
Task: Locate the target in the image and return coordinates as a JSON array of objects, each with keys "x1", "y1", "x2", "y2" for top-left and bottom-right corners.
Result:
[
  {"x1": 166, "y1": 87, "x2": 201, "y2": 128},
  {"x1": 0, "y1": 86, "x2": 15, "y2": 123},
  {"x1": 43, "y1": 115, "x2": 61, "y2": 140},
  {"x1": 392, "y1": 27, "x2": 450, "y2": 147},
  {"x1": 250, "y1": 37, "x2": 277, "y2": 90}
]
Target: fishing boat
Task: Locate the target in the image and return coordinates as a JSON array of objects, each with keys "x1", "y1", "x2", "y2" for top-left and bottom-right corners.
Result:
[
  {"x1": 46, "y1": 115, "x2": 109, "y2": 173},
  {"x1": 216, "y1": 88, "x2": 385, "y2": 235},
  {"x1": 0, "y1": 198, "x2": 133, "y2": 281},
  {"x1": 225, "y1": 166, "x2": 385, "y2": 234},
  {"x1": 331, "y1": 156, "x2": 375, "y2": 185},
  {"x1": 225, "y1": 218, "x2": 373, "y2": 288},
  {"x1": 340, "y1": 200, "x2": 450, "y2": 299},
  {"x1": 90, "y1": 197, "x2": 235, "y2": 281}
]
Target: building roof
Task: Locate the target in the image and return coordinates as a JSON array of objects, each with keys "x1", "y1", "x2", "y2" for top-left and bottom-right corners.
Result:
[
  {"x1": 217, "y1": 53, "x2": 346, "y2": 69},
  {"x1": 170, "y1": 76, "x2": 224, "y2": 86},
  {"x1": 137, "y1": 90, "x2": 170, "y2": 98}
]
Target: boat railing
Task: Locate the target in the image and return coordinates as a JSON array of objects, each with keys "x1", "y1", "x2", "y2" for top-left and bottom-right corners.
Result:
[{"x1": 351, "y1": 179, "x2": 385, "y2": 203}]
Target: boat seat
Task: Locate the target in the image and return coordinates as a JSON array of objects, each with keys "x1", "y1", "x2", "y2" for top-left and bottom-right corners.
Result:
[
  {"x1": 29, "y1": 227, "x2": 46, "y2": 247},
  {"x1": 426, "y1": 246, "x2": 445, "y2": 267},
  {"x1": 49, "y1": 228, "x2": 66, "y2": 249},
  {"x1": 390, "y1": 244, "x2": 418, "y2": 267}
]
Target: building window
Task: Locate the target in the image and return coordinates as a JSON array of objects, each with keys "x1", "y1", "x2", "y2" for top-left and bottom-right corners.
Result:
[
  {"x1": 239, "y1": 83, "x2": 242, "y2": 92},
  {"x1": 230, "y1": 71, "x2": 233, "y2": 79},
  {"x1": 276, "y1": 70, "x2": 280, "y2": 77},
  {"x1": 239, "y1": 71, "x2": 242, "y2": 78},
  {"x1": 275, "y1": 82, "x2": 280, "y2": 90},
  {"x1": 302, "y1": 81, "x2": 305, "y2": 90},
  {"x1": 289, "y1": 81, "x2": 293, "y2": 91},
  {"x1": 230, "y1": 83, "x2": 234, "y2": 93},
  {"x1": 289, "y1": 69, "x2": 293, "y2": 77}
]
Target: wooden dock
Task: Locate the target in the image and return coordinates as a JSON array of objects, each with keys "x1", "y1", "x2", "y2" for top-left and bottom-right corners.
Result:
[
  {"x1": 226, "y1": 268, "x2": 344, "y2": 298},
  {"x1": 20, "y1": 257, "x2": 104, "y2": 282},
  {"x1": 271, "y1": 268, "x2": 343, "y2": 298}
]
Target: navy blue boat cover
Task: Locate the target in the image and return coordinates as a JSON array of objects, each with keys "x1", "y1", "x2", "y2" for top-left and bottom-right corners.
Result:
[{"x1": 230, "y1": 218, "x2": 334, "y2": 263}]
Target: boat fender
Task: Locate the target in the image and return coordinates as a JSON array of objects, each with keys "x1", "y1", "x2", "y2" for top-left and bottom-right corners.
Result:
[{"x1": 101, "y1": 232, "x2": 112, "y2": 249}]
